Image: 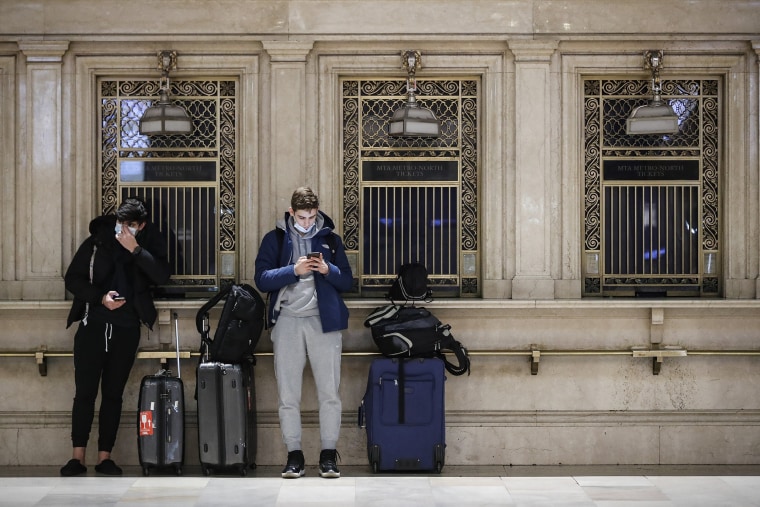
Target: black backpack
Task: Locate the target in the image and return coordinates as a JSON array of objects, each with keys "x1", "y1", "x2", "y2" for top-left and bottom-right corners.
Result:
[
  {"x1": 195, "y1": 283, "x2": 265, "y2": 364},
  {"x1": 364, "y1": 304, "x2": 471, "y2": 376},
  {"x1": 387, "y1": 262, "x2": 433, "y2": 303}
]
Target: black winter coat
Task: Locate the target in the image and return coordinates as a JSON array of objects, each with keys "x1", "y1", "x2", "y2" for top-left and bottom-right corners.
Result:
[{"x1": 65, "y1": 214, "x2": 171, "y2": 330}]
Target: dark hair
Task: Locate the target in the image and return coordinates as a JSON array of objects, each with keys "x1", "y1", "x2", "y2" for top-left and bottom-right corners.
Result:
[
  {"x1": 116, "y1": 197, "x2": 149, "y2": 223},
  {"x1": 290, "y1": 186, "x2": 319, "y2": 211}
]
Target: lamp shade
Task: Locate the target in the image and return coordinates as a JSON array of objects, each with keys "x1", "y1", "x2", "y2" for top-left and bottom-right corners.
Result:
[
  {"x1": 388, "y1": 103, "x2": 441, "y2": 137},
  {"x1": 139, "y1": 90, "x2": 192, "y2": 135},
  {"x1": 626, "y1": 102, "x2": 679, "y2": 135}
]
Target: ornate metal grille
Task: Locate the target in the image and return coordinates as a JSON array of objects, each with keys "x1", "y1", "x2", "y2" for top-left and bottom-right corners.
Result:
[
  {"x1": 583, "y1": 78, "x2": 720, "y2": 296},
  {"x1": 342, "y1": 78, "x2": 479, "y2": 297},
  {"x1": 100, "y1": 78, "x2": 237, "y2": 296}
]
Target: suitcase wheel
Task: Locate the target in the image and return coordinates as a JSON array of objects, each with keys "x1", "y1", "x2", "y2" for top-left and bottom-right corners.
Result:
[
  {"x1": 174, "y1": 464, "x2": 183, "y2": 476},
  {"x1": 142, "y1": 466, "x2": 150, "y2": 477},
  {"x1": 434, "y1": 444, "x2": 445, "y2": 474},
  {"x1": 368, "y1": 445, "x2": 380, "y2": 474},
  {"x1": 239, "y1": 465, "x2": 248, "y2": 476},
  {"x1": 202, "y1": 464, "x2": 211, "y2": 476}
]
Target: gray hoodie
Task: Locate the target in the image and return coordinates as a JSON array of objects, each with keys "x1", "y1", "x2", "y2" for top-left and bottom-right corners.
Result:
[{"x1": 275, "y1": 214, "x2": 324, "y2": 318}]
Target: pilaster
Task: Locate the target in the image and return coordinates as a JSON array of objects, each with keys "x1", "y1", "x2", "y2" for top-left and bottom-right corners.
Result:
[
  {"x1": 753, "y1": 41, "x2": 760, "y2": 299},
  {"x1": 262, "y1": 41, "x2": 314, "y2": 214},
  {"x1": 0, "y1": 55, "x2": 16, "y2": 295},
  {"x1": 508, "y1": 40, "x2": 558, "y2": 300},
  {"x1": 16, "y1": 41, "x2": 69, "y2": 299}
]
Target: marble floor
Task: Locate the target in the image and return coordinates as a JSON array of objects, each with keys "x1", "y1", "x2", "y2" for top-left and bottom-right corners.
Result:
[{"x1": 1, "y1": 465, "x2": 759, "y2": 506}]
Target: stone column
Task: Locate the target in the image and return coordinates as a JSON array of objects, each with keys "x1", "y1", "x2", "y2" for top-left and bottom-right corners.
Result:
[
  {"x1": 508, "y1": 40, "x2": 558, "y2": 300},
  {"x1": 754, "y1": 41, "x2": 760, "y2": 299},
  {"x1": 261, "y1": 41, "x2": 314, "y2": 215},
  {"x1": 17, "y1": 41, "x2": 69, "y2": 299}
]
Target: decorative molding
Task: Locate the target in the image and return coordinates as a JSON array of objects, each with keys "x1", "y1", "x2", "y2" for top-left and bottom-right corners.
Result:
[
  {"x1": 17, "y1": 41, "x2": 70, "y2": 62},
  {"x1": 261, "y1": 41, "x2": 314, "y2": 62},
  {"x1": 508, "y1": 40, "x2": 559, "y2": 62},
  {"x1": 3, "y1": 409, "x2": 760, "y2": 429}
]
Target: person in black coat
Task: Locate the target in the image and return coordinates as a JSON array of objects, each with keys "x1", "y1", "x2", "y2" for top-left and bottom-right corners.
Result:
[{"x1": 60, "y1": 198, "x2": 170, "y2": 476}]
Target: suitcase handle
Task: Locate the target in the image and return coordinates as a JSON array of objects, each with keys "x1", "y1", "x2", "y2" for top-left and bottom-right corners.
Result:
[
  {"x1": 173, "y1": 312, "x2": 181, "y2": 379},
  {"x1": 357, "y1": 400, "x2": 365, "y2": 429}
]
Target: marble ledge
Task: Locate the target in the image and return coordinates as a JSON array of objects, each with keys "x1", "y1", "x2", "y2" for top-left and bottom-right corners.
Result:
[{"x1": 3, "y1": 298, "x2": 760, "y2": 313}]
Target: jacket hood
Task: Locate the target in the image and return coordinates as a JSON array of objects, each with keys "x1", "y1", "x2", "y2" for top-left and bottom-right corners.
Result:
[
  {"x1": 89, "y1": 214, "x2": 116, "y2": 234},
  {"x1": 89, "y1": 215, "x2": 118, "y2": 247}
]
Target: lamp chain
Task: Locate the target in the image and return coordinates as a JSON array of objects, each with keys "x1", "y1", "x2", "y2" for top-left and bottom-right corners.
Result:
[
  {"x1": 644, "y1": 50, "x2": 664, "y2": 100},
  {"x1": 157, "y1": 50, "x2": 178, "y2": 93}
]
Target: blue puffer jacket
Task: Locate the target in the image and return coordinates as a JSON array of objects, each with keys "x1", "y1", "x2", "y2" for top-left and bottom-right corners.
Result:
[{"x1": 254, "y1": 211, "x2": 353, "y2": 332}]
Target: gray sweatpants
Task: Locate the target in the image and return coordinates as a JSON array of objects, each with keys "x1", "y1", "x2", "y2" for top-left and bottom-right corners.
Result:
[{"x1": 271, "y1": 314, "x2": 342, "y2": 452}]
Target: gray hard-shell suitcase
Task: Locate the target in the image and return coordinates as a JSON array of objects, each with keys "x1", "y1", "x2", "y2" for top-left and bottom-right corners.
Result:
[
  {"x1": 196, "y1": 361, "x2": 256, "y2": 476},
  {"x1": 137, "y1": 312, "x2": 185, "y2": 476}
]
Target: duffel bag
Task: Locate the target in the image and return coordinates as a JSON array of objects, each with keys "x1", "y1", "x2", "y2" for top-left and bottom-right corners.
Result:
[{"x1": 364, "y1": 305, "x2": 470, "y2": 376}]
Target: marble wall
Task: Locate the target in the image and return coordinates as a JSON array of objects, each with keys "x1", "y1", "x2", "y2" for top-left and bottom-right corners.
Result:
[{"x1": 0, "y1": 0, "x2": 759, "y2": 467}]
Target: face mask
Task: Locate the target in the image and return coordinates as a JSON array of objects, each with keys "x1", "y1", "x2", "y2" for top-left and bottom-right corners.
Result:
[
  {"x1": 115, "y1": 223, "x2": 138, "y2": 236},
  {"x1": 293, "y1": 222, "x2": 314, "y2": 234}
]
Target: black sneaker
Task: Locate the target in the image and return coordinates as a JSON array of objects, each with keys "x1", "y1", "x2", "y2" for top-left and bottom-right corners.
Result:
[
  {"x1": 94, "y1": 459, "x2": 122, "y2": 476},
  {"x1": 281, "y1": 450, "x2": 305, "y2": 478},
  {"x1": 60, "y1": 459, "x2": 87, "y2": 477},
  {"x1": 318, "y1": 449, "x2": 340, "y2": 478}
]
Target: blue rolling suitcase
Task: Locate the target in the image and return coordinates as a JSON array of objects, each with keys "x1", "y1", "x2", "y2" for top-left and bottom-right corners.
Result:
[{"x1": 359, "y1": 357, "x2": 446, "y2": 473}]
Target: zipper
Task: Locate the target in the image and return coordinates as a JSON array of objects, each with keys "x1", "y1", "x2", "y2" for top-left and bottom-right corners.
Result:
[
  {"x1": 158, "y1": 377, "x2": 167, "y2": 466},
  {"x1": 216, "y1": 365, "x2": 227, "y2": 465}
]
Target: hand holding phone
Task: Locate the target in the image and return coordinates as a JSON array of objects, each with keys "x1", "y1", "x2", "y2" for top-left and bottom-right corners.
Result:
[
  {"x1": 113, "y1": 295, "x2": 125, "y2": 301},
  {"x1": 307, "y1": 252, "x2": 321, "y2": 259}
]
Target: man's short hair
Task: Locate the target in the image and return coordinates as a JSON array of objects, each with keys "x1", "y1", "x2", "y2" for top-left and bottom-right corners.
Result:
[
  {"x1": 291, "y1": 186, "x2": 320, "y2": 211},
  {"x1": 116, "y1": 197, "x2": 149, "y2": 223}
]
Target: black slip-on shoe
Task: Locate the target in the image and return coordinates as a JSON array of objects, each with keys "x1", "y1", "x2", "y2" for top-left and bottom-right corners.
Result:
[
  {"x1": 60, "y1": 459, "x2": 87, "y2": 477},
  {"x1": 281, "y1": 450, "x2": 305, "y2": 478},
  {"x1": 94, "y1": 459, "x2": 122, "y2": 476}
]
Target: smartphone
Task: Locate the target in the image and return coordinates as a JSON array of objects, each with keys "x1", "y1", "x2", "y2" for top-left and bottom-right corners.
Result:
[
  {"x1": 307, "y1": 252, "x2": 321, "y2": 259},
  {"x1": 113, "y1": 295, "x2": 125, "y2": 301}
]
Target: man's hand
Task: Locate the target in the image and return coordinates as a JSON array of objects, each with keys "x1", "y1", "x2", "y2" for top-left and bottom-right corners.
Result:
[
  {"x1": 295, "y1": 254, "x2": 328, "y2": 276},
  {"x1": 115, "y1": 225, "x2": 139, "y2": 253},
  {"x1": 102, "y1": 290, "x2": 127, "y2": 310}
]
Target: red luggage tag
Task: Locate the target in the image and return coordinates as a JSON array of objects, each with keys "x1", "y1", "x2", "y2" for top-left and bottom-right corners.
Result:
[{"x1": 139, "y1": 410, "x2": 154, "y2": 436}]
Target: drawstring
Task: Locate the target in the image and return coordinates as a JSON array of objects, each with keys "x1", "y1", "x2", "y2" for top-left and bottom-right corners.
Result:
[{"x1": 104, "y1": 323, "x2": 113, "y2": 352}]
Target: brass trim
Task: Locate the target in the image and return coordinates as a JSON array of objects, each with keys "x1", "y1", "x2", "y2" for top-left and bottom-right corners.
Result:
[
  {"x1": 4, "y1": 347, "x2": 758, "y2": 377},
  {"x1": 4, "y1": 349, "x2": 759, "y2": 359}
]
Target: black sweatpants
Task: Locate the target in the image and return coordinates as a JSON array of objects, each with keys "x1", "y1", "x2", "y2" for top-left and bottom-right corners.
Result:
[{"x1": 71, "y1": 319, "x2": 140, "y2": 452}]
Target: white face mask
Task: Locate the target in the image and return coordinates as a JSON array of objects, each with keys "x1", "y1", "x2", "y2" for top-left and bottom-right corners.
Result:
[
  {"x1": 293, "y1": 222, "x2": 314, "y2": 234},
  {"x1": 115, "y1": 223, "x2": 138, "y2": 236}
]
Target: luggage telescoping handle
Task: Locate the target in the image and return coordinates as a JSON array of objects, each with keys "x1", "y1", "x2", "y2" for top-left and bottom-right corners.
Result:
[
  {"x1": 200, "y1": 314, "x2": 211, "y2": 363},
  {"x1": 173, "y1": 312, "x2": 181, "y2": 378}
]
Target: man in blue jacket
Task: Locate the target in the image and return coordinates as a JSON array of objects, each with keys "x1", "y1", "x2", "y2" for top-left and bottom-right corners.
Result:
[{"x1": 254, "y1": 187, "x2": 353, "y2": 479}]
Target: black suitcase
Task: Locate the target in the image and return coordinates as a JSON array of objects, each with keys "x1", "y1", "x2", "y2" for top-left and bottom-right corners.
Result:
[
  {"x1": 137, "y1": 312, "x2": 185, "y2": 476},
  {"x1": 359, "y1": 357, "x2": 446, "y2": 473},
  {"x1": 196, "y1": 361, "x2": 256, "y2": 476}
]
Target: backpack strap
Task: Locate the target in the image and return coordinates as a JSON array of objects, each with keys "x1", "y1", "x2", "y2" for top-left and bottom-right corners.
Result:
[
  {"x1": 437, "y1": 328, "x2": 471, "y2": 376},
  {"x1": 82, "y1": 244, "x2": 98, "y2": 327},
  {"x1": 195, "y1": 283, "x2": 233, "y2": 358},
  {"x1": 363, "y1": 304, "x2": 401, "y2": 327}
]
